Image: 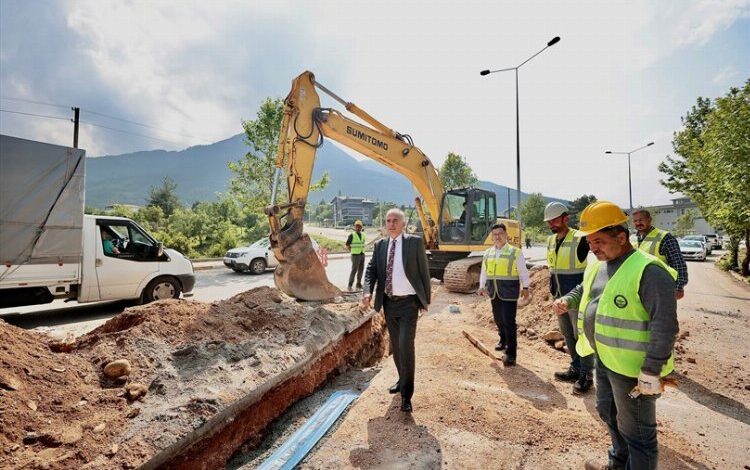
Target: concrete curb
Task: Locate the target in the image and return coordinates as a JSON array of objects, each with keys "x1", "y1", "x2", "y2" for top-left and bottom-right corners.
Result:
[
  {"x1": 192, "y1": 252, "x2": 375, "y2": 272},
  {"x1": 193, "y1": 255, "x2": 547, "y2": 273},
  {"x1": 728, "y1": 270, "x2": 750, "y2": 285}
]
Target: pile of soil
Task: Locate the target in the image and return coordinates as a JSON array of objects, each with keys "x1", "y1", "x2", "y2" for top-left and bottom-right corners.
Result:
[
  {"x1": 0, "y1": 322, "x2": 129, "y2": 469},
  {"x1": 471, "y1": 267, "x2": 561, "y2": 342},
  {"x1": 1, "y1": 287, "x2": 375, "y2": 469}
]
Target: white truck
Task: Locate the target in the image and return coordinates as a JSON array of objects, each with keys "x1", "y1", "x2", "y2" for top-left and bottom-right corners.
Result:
[{"x1": 0, "y1": 134, "x2": 195, "y2": 309}]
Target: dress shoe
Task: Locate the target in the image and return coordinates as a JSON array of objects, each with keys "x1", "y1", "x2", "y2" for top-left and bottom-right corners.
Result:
[
  {"x1": 401, "y1": 398, "x2": 412, "y2": 413},
  {"x1": 494, "y1": 341, "x2": 506, "y2": 351},
  {"x1": 554, "y1": 366, "x2": 579, "y2": 383},
  {"x1": 584, "y1": 460, "x2": 611, "y2": 470},
  {"x1": 502, "y1": 354, "x2": 516, "y2": 366},
  {"x1": 573, "y1": 375, "x2": 594, "y2": 395},
  {"x1": 388, "y1": 382, "x2": 401, "y2": 394}
]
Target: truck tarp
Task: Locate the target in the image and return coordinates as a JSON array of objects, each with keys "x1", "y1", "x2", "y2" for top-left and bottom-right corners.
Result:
[{"x1": 0, "y1": 134, "x2": 86, "y2": 266}]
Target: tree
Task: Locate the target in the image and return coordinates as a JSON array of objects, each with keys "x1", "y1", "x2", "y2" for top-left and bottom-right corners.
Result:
[
  {"x1": 567, "y1": 194, "x2": 597, "y2": 228},
  {"x1": 519, "y1": 193, "x2": 546, "y2": 230},
  {"x1": 659, "y1": 80, "x2": 750, "y2": 274},
  {"x1": 230, "y1": 97, "x2": 328, "y2": 215},
  {"x1": 674, "y1": 209, "x2": 697, "y2": 237},
  {"x1": 439, "y1": 152, "x2": 478, "y2": 190},
  {"x1": 147, "y1": 176, "x2": 181, "y2": 217}
]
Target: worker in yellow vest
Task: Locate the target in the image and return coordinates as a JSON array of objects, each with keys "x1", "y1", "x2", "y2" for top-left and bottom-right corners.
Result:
[
  {"x1": 477, "y1": 223, "x2": 530, "y2": 366},
  {"x1": 544, "y1": 202, "x2": 594, "y2": 394},
  {"x1": 346, "y1": 220, "x2": 366, "y2": 291},
  {"x1": 551, "y1": 201, "x2": 678, "y2": 470},
  {"x1": 632, "y1": 208, "x2": 688, "y2": 300}
]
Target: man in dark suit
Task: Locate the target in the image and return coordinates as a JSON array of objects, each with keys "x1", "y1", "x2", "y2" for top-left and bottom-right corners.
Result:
[{"x1": 362, "y1": 208, "x2": 431, "y2": 413}]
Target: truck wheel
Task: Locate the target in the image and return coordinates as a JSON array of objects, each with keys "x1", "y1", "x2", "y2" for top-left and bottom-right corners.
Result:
[
  {"x1": 144, "y1": 277, "x2": 181, "y2": 302},
  {"x1": 249, "y1": 258, "x2": 267, "y2": 274}
]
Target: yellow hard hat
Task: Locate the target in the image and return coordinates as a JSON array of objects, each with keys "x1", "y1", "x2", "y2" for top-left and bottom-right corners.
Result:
[
  {"x1": 354, "y1": 220, "x2": 363, "y2": 227},
  {"x1": 577, "y1": 201, "x2": 628, "y2": 236}
]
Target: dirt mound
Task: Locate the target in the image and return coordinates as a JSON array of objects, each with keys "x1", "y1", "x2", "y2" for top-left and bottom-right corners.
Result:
[
  {"x1": 1, "y1": 287, "x2": 378, "y2": 469},
  {"x1": 0, "y1": 321, "x2": 129, "y2": 469},
  {"x1": 473, "y1": 267, "x2": 558, "y2": 334}
]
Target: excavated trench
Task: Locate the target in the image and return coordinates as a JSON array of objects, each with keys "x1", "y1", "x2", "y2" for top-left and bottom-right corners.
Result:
[
  {"x1": 144, "y1": 310, "x2": 389, "y2": 470},
  {"x1": 0, "y1": 288, "x2": 390, "y2": 470}
]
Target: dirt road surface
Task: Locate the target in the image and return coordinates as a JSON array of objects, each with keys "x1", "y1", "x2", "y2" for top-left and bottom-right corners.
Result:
[{"x1": 293, "y1": 255, "x2": 749, "y2": 469}]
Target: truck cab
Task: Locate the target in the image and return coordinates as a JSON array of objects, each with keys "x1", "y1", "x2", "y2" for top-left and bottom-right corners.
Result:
[{"x1": 81, "y1": 215, "x2": 195, "y2": 303}]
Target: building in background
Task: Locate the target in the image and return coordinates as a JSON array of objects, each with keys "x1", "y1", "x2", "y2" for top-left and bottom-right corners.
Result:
[
  {"x1": 331, "y1": 196, "x2": 376, "y2": 226},
  {"x1": 635, "y1": 197, "x2": 720, "y2": 235}
]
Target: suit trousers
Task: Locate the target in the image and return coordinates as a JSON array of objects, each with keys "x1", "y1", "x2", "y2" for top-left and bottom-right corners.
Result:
[
  {"x1": 490, "y1": 297, "x2": 517, "y2": 359},
  {"x1": 383, "y1": 295, "x2": 419, "y2": 400}
]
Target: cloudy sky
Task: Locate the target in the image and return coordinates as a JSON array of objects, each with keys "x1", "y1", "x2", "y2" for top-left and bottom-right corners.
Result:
[{"x1": 1, "y1": 0, "x2": 748, "y2": 206}]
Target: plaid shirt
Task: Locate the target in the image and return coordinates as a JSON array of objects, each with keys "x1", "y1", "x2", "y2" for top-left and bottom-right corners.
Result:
[{"x1": 638, "y1": 231, "x2": 688, "y2": 290}]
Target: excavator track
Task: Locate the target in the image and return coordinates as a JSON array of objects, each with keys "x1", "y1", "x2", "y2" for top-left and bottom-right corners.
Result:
[{"x1": 443, "y1": 256, "x2": 483, "y2": 293}]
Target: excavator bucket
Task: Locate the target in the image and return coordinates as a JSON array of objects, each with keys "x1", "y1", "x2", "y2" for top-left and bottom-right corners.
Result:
[{"x1": 272, "y1": 219, "x2": 342, "y2": 301}]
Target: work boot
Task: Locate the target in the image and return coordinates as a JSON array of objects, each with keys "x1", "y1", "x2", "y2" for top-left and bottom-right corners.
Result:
[
  {"x1": 573, "y1": 375, "x2": 594, "y2": 395},
  {"x1": 584, "y1": 460, "x2": 611, "y2": 470},
  {"x1": 554, "y1": 366, "x2": 579, "y2": 382},
  {"x1": 495, "y1": 341, "x2": 506, "y2": 351},
  {"x1": 347, "y1": 285, "x2": 353, "y2": 292},
  {"x1": 356, "y1": 283, "x2": 363, "y2": 290},
  {"x1": 388, "y1": 382, "x2": 401, "y2": 394},
  {"x1": 502, "y1": 354, "x2": 516, "y2": 367}
]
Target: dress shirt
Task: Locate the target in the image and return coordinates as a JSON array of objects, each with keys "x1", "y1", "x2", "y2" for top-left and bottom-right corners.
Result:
[
  {"x1": 387, "y1": 234, "x2": 416, "y2": 296},
  {"x1": 478, "y1": 244, "x2": 531, "y2": 288}
]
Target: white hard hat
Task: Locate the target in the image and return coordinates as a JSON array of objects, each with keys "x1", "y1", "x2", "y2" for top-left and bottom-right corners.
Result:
[{"x1": 543, "y1": 202, "x2": 569, "y2": 222}]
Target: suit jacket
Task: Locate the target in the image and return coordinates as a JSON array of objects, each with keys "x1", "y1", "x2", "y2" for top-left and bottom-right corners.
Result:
[{"x1": 364, "y1": 233, "x2": 431, "y2": 312}]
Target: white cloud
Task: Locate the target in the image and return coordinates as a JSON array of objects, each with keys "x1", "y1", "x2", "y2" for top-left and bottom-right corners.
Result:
[
  {"x1": 2, "y1": 0, "x2": 748, "y2": 206},
  {"x1": 712, "y1": 65, "x2": 740, "y2": 84}
]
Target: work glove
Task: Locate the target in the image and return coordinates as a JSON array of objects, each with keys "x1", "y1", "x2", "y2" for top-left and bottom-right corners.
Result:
[{"x1": 637, "y1": 371, "x2": 664, "y2": 395}]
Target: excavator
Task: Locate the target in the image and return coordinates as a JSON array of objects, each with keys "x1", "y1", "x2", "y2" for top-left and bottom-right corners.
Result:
[{"x1": 264, "y1": 71, "x2": 520, "y2": 301}]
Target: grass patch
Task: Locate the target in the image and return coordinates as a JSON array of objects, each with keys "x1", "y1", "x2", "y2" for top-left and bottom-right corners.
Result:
[{"x1": 310, "y1": 234, "x2": 347, "y2": 253}]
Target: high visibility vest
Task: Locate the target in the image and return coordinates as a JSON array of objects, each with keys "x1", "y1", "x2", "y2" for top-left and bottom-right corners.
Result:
[
  {"x1": 636, "y1": 227, "x2": 668, "y2": 262},
  {"x1": 575, "y1": 250, "x2": 677, "y2": 378},
  {"x1": 547, "y1": 229, "x2": 587, "y2": 275},
  {"x1": 483, "y1": 244, "x2": 521, "y2": 301},
  {"x1": 350, "y1": 232, "x2": 365, "y2": 254},
  {"x1": 483, "y1": 244, "x2": 520, "y2": 280}
]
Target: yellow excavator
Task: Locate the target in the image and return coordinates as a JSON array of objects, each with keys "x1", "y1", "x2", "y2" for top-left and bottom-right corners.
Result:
[{"x1": 264, "y1": 71, "x2": 520, "y2": 300}]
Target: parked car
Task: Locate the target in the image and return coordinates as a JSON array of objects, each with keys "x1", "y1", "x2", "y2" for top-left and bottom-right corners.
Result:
[
  {"x1": 703, "y1": 234, "x2": 722, "y2": 250},
  {"x1": 683, "y1": 235, "x2": 712, "y2": 255},
  {"x1": 223, "y1": 237, "x2": 320, "y2": 274},
  {"x1": 678, "y1": 239, "x2": 707, "y2": 261}
]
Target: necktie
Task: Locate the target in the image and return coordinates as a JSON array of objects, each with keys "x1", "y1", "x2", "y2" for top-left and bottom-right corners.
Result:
[{"x1": 385, "y1": 238, "x2": 396, "y2": 296}]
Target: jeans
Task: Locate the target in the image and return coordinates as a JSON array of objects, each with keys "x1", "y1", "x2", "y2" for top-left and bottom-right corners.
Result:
[
  {"x1": 595, "y1": 358, "x2": 659, "y2": 470},
  {"x1": 384, "y1": 295, "x2": 419, "y2": 400},
  {"x1": 490, "y1": 297, "x2": 517, "y2": 359},
  {"x1": 348, "y1": 253, "x2": 365, "y2": 287},
  {"x1": 557, "y1": 308, "x2": 593, "y2": 377}
]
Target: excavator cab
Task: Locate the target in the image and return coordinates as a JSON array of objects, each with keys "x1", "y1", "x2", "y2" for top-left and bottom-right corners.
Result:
[{"x1": 438, "y1": 188, "x2": 497, "y2": 247}]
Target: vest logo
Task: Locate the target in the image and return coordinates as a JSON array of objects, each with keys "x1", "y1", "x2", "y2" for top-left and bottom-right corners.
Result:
[{"x1": 614, "y1": 295, "x2": 628, "y2": 308}]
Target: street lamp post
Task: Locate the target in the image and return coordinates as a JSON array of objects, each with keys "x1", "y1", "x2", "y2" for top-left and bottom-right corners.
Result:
[
  {"x1": 605, "y1": 142, "x2": 654, "y2": 214},
  {"x1": 481, "y1": 36, "x2": 560, "y2": 228}
]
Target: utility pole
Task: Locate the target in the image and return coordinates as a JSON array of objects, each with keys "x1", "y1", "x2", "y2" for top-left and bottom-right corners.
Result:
[
  {"x1": 507, "y1": 187, "x2": 511, "y2": 217},
  {"x1": 72, "y1": 107, "x2": 80, "y2": 148}
]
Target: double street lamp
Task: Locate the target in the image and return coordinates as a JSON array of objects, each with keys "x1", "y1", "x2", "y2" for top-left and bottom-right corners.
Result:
[
  {"x1": 480, "y1": 36, "x2": 561, "y2": 228},
  {"x1": 605, "y1": 142, "x2": 655, "y2": 214}
]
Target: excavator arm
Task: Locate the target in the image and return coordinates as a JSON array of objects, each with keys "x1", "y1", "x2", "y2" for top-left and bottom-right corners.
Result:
[{"x1": 265, "y1": 71, "x2": 444, "y2": 300}]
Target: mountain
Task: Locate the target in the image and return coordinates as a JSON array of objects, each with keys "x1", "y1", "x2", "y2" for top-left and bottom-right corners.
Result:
[{"x1": 86, "y1": 134, "x2": 568, "y2": 211}]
